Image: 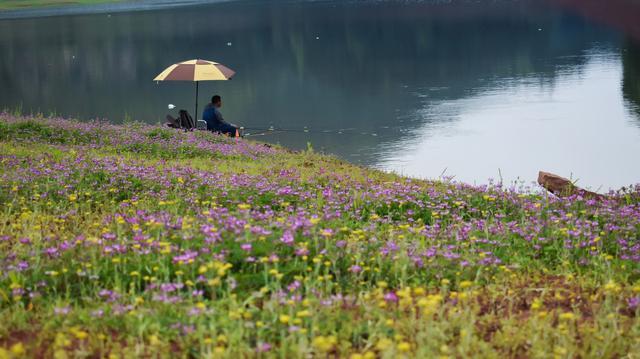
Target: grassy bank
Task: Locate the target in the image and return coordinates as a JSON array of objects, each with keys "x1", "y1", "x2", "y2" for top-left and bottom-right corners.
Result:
[
  {"x1": 0, "y1": 0, "x2": 123, "y2": 11},
  {"x1": 0, "y1": 112, "x2": 639, "y2": 358}
]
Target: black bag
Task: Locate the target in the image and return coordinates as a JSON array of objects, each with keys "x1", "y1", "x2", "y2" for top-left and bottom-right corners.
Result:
[{"x1": 166, "y1": 110, "x2": 195, "y2": 130}]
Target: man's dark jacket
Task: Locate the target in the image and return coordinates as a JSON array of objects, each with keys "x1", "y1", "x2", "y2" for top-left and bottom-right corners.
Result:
[{"x1": 203, "y1": 103, "x2": 236, "y2": 135}]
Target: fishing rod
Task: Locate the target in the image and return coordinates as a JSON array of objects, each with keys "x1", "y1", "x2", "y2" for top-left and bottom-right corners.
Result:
[
  {"x1": 165, "y1": 104, "x2": 381, "y2": 138},
  {"x1": 241, "y1": 126, "x2": 379, "y2": 138}
]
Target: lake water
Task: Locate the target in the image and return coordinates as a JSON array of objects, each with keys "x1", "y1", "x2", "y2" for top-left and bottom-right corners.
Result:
[{"x1": 1, "y1": 0, "x2": 639, "y2": 190}]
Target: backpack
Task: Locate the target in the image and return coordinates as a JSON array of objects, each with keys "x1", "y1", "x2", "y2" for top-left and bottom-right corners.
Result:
[
  {"x1": 166, "y1": 110, "x2": 195, "y2": 130},
  {"x1": 178, "y1": 110, "x2": 195, "y2": 129}
]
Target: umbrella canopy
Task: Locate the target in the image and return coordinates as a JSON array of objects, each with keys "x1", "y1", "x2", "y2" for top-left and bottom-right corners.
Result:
[{"x1": 154, "y1": 59, "x2": 235, "y2": 123}]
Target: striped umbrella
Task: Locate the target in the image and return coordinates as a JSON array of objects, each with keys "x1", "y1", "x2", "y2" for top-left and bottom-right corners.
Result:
[{"x1": 154, "y1": 59, "x2": 236, "y2": 122}]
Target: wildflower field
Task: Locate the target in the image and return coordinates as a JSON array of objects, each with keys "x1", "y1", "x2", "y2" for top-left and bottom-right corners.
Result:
[{"x1": 0, "y1": 112, "x2": 639, "y2": 358}]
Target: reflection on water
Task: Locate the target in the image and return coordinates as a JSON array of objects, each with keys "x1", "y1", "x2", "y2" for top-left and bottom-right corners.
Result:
[
  {"x1": 381, "y1": 53, "x2": 640, "y2": 189},
  {"x1": 623, "y1": 40, "x2": 640, "y2": 119},
  {"x1": 0, "y1": 0, "x2": 639, "y2": 189}
]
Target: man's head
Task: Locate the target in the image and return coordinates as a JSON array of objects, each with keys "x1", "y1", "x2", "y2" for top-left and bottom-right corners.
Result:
[{"x1": 211, "y1": 95, "x2": 222, "y2": 108}]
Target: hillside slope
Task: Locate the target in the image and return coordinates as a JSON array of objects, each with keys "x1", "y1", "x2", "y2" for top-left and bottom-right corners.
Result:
[{"x1": 0, "y1": 112, "x2": 639, "y2": 357}]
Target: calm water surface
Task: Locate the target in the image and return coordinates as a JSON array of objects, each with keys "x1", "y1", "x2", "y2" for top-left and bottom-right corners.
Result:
[{"x1": 1, "y1": 0, "x2": 639, "y2": 190}]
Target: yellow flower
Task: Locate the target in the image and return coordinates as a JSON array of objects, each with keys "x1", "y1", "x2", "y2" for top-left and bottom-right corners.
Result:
[
  {"x1": 238, "y1": 203, "x2": 251, "y2": 210},
  {"x1": 604, "y1": 280, "x2": 621, "y2": 293},
  {"x1": 459, "y1": 281, "x2": 473, "y2": 289},
  {"x1": 531, "y1": 298, "x2": 543, "y2": 311},
  {"x1": 10, "y1": 342, "x2": 25, "y2": 356},
  {"x1": 554, "y1": 347, "x2": 567, "y2": 356},
  {"x1": 147, "y1": 334, "x2": 160, "y2": 345},
  {"x1": 559, "y1": 312, "x2": 575, "y2": 321},
  {"x1": 440, "y1": 344, "x2": 451, "y2": 356},
  {"x1": 397, "y1": 342, "x2": 411, "y2": 352},
  {"x1": 397, "y1": 287, "x2": 412, "y2": 299},
  {"x1": 375, "y1": 338, "x2": 393, "y2": 351},
  {"x1": 312, "y1": 336, "x2": 337, "y2": 352},
  {"x1": 417, "y1": 294, "x2": 442, "y2": 316},
  {"x1": 279, "y1": 315, "x2": 291, "y2": 324},
  {"x1": 296, "y1": 310, "x2": 311, "y2": 318},
  {"x1": 385, "y1": 319, "x2": 394, "y2": 327},
  {"x1": 538, "y1": 311, "x2": 548, "y2": 319}
]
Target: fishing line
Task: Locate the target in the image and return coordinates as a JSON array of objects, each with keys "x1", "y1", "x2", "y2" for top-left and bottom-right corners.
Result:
[{"x1": 241, "y1": 126, "x2": 378, "y2": 138}]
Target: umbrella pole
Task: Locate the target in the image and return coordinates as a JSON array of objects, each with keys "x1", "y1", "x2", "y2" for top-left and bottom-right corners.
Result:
[{"x1": 195, "y1": 81, "x2": 199, "y2": 123}]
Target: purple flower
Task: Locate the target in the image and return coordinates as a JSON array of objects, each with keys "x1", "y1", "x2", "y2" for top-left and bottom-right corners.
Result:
[
  {"x1": 256, "y1": 342, "x2": 272, "y2": 352},
  {"x1": 44, "y1": 247, "x2": 59, "y2": 257},
  {"x1": 54, "y1": 306, "x2": 71, "y2": 315},
  {"x1": 384, "y1": 292, "x2": 398, "y2": 303},
  {"x1": 280, "y1": 231, "x2": 294, "y2": 245},
  {"x1": 173, "y1": 251, "x2": 198, "y2": 264},
  {"x1": 287, "y1": 280, "x2": 301, "y2": 292}
]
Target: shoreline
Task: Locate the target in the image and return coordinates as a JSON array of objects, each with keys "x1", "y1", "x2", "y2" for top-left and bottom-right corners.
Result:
[{"x1": 0, "y1": 0, "x2": 233, "y2": 20}]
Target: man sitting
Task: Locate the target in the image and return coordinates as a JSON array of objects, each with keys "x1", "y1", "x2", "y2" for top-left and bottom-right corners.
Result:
[{"x1": 202, "y1": 95, "x2": 237, "y2": 136}]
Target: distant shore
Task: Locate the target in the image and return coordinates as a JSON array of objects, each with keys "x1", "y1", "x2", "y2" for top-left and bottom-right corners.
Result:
[
  {"x1": 0, "y1": 0, "x2": 231, "y2": 19},
  {"x1": 0, "y1": 0, "x2": 122, "y2": 11}
]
